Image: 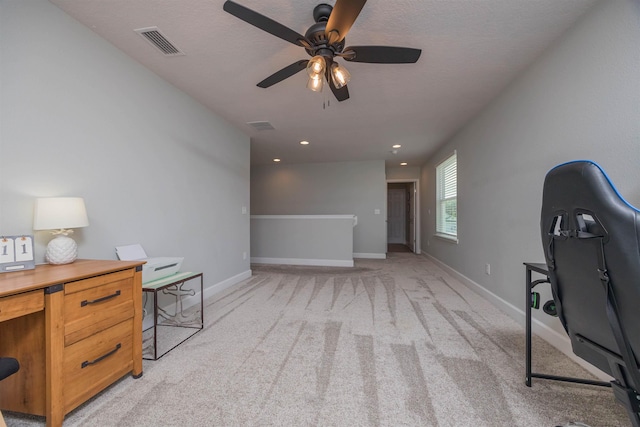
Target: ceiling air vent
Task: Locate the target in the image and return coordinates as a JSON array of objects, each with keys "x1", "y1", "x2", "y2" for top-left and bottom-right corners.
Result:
[
  {"x1": 134, "y1": 27, "x2": 184, "y2": 56},
  {"x1": 247, "y1": 121, "x2": 275, "y2": 131}
]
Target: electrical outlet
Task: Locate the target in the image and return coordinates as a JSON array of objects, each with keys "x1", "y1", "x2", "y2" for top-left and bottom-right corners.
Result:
[
  {"x1": 243, "y1": 252, "x2": 247, "y2": 260},
  {"x1": 485, "y1": 263, "x2": 491, "y2": 275}
]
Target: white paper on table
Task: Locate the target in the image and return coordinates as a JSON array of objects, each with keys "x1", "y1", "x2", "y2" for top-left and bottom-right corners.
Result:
[{"x1": 115, "y1": 243, "x2": 147, "y2": 261}]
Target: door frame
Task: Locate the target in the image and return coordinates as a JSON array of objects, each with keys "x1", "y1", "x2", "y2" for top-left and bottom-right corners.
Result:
[{"x1": 386, "y1": 179, "x2": 421, "y2": 254}]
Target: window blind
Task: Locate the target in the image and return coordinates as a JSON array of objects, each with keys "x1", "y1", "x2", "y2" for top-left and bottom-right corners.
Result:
[{"x1": 436, "y1": 152, "x2": 457, "y2": 236}]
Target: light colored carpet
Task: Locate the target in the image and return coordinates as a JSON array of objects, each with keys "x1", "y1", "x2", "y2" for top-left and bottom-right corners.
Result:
[{"x1": 4, "y1": 254, "x2": 629, "y2": 426}]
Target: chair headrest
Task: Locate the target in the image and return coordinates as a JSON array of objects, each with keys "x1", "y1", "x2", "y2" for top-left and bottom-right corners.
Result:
[
  {"x1": 542, "y1": 160, "x2": 639, "y2": 239},
  {"x1": 544, "y1": 160, "x2": 638, "y2": 212}
]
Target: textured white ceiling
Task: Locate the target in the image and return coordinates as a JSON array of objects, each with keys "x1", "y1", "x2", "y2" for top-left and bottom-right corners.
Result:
[{"x1": 49, "y1": 0, "x2": 597, "y2": 166}]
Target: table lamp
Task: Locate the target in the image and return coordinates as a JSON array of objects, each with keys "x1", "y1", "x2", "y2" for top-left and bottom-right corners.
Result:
[{"x1": 33, "y1": 197, "x2": 89, "y2": 264}]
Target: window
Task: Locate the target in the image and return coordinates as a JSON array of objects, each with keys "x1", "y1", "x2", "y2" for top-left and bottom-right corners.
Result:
[{"x1": 436, "y1": 151, "x2": 457, "y2": 239}]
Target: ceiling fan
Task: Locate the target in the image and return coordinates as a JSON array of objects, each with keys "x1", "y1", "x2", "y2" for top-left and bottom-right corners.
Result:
[{"x1": 223, "y1": 0, "x2": 422, "y2": 102}]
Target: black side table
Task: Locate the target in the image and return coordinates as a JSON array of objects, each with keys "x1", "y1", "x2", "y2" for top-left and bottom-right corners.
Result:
[
  {"x1": 142, "y1": 272, "x2": 204, "y2": 360},
  {"x1": 524, "y1": 262, "x2": 610, "y2": 388}
]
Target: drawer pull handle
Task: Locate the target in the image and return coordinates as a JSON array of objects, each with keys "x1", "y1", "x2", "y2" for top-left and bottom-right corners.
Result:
[
  {"x1": 81, "y1": 343, "x2": 122, "y2": 369},
  {"x1": 81, "y1": 290, "x2": 121, "y2": 307}
]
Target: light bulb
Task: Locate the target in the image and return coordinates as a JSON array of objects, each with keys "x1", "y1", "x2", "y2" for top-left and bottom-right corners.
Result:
[
  {"x1": 306, "y1": 56, "x2": 326, "y2": 78},
  {"x1": 330, "y1": 62, "x2": 351, "y2": 89},
  {"x1": 306, "y1": 75, "x2": 324, "y2": 92}
]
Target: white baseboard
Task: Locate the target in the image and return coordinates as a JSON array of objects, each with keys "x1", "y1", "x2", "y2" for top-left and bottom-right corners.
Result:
[
  {"x1": 423, "y1": 253, "x2": 612, "y2": 381},
  {"x1": 250, "y1": 257, "x2": 354, "y2": 267},
  {"x1": 203, "y1": 269, "x2": 252, "y2": 301},
  {"x1": 353, "y1": 253, "x2": 386, "y2": 259},
  {"x1": 142, "y1": 269, "x2": 252, "y2": 330}
]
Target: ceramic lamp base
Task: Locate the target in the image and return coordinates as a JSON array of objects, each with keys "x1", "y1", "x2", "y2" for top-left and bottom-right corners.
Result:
[{"x1": 46, "y1": 235, "x2": 78, "y2": 265}]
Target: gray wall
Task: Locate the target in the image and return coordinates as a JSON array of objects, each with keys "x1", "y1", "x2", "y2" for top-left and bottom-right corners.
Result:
[
  {"x1": 386, "y1": 166, "x2": 421, "y2": 181},
  {"x1": 421, "y1": 0, "x2": 640, "y2": 333},
  {"x1": 251, "y1": 215, "x2": 355, "y2": 266},
  {"x1": 251, "y1": 161, "x2": 387, "y2": 257},
  {"x1": 0, "y1": 0, "x2": 251, "y2": 291}
]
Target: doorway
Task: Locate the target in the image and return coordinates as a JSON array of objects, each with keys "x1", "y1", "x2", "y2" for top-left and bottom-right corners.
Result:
[{"x1": 386, "y1": 180, "x2": 420, "y2": 254}]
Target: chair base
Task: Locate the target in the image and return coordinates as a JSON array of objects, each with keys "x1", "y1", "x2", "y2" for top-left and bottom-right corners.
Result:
[{"x1": 612, "y1": 381, "x2": 640, "y2": 427}]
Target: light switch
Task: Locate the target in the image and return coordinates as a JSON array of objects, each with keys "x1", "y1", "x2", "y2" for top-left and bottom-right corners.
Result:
[
  {"x1": 374, "y1": 209, "x2": 381, "y2": 215},
  {"x1": 242, "y1": 206, "x2": 247, "y2": 214}
]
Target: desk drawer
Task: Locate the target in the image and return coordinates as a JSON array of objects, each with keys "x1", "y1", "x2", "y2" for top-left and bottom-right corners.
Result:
[
  {"x1": 0, "y1": 290, "x2": 44, "y2": 322},
  {"x1": 63, "y1": 319, "x2": 133, "y2": 413},
  {"x1": 64, "y1": 278, "x2": 134, "y2": 346},
  {"x1": 64, "y1": 268, "x2": 134, "y2": 295}
]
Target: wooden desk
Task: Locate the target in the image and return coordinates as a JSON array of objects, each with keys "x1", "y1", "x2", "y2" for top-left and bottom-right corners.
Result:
[{"x1": 0, "y1": 259, "x2": 145, "y2": 426}]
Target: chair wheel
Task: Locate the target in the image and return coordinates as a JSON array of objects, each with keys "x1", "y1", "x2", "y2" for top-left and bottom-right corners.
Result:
[
  {"x1": 530, "y1": 292, "x2": 540, "y2": 309},
  {"x1": 543, "y1": 300, "x2": 557, "y2": 316}
]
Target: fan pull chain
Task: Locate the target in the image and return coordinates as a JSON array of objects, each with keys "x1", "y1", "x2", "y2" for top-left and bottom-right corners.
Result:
[{"x1": 322, "y1": 91, "x2": 330, "y2": 110}]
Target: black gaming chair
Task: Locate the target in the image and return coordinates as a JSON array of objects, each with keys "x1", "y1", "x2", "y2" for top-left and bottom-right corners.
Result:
[
  {"x1": 0, "y1": 357, "x2": 19, "y2": 381},
  {"x1": 540, "y1": 160, "x2": 640, "y2": 426}
]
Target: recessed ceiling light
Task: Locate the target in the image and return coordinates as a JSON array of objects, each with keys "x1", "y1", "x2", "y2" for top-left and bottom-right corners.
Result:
[
  {"x1": 392, "y1": 144, "x2": 402, "y2": 149},
  {"x1": 400, "y1": 162, "x2": 408, "y2": 166},
  {"x1": 273, "y1": 158, "x2": 281, "y2": 162},
  {"x1": 300, "y1": 140, "x2": 310, "y2": 145}
]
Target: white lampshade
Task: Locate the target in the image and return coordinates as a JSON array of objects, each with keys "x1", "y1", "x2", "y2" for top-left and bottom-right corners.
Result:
[
  {"x1": 33, "y1": 197, "x2": 89, "y2": 265},
  {"x1": 33, "y1": 197, "x2": 89, "y2": 231}
]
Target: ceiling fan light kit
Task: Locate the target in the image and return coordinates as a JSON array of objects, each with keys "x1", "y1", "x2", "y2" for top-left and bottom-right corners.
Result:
[
  {"x1": 306, "y1": 55, "x2": 326, "y2": 78},
  {"x1": 223, "y1": 0, "x2": 421, "y2": 102},
  {"x1": 306, "y1": 74, "x2": 324, "y2": 92},
  {"x1": 306, "y1": 55, "x2": 326, "y2": 91},
  {"x1": 330, "y1": 61, "x2": 350, "y2": 89}
]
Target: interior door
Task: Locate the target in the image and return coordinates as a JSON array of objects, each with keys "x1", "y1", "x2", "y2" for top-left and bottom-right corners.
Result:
[
  {"x1": 387, "y1": 188, "x2": 406, "y2": 244},
  {"x1": 407, "y1": 183, "x2": 416, "y2": 252}
]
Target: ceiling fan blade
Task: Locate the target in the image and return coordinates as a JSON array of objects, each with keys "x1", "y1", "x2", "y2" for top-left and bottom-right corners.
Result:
[
  {"x1": 325, "y1": 0, "x2": 367, "y2": 45},
  {"x1": 257, "y1": 60, "x2": 308, "y2": 88},
  {"x1": 223, "y1": 1, "x2": 308, "y2": 47},
  {"x1": 329, "y1": 79, "x2": 350, "y2": 102},
  {"x1": 343, "y1": 46, "x2": 422, "y2": 63}
]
